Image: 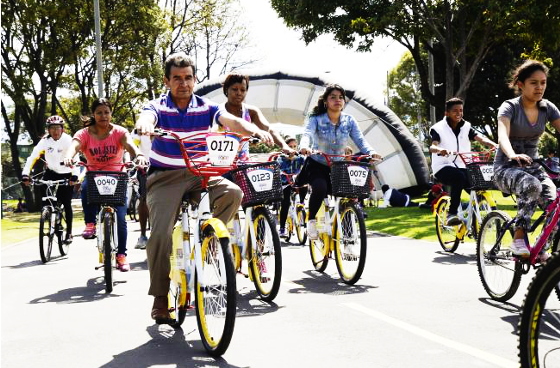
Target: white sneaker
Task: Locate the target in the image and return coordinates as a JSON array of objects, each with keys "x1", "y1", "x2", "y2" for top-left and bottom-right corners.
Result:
[
  {"x1": 307, "y1": 219, "x2": 318, "y2": 240},
  {"x1": 511, "y1": 239, "x2": 530, "y2": 257}
]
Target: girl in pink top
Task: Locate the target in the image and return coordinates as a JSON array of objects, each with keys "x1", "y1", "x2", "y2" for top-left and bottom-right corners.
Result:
[{"x1": 64, "y1": 98, "x2": 148, "y2": 271}]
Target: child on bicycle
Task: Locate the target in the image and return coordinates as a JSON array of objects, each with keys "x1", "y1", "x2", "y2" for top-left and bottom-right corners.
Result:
[
  {"x1": 63, "y1": 98, "x2": 148, "y2": 272},
  {"x1": 429, "y1": 97, "x2": 497, "y2": 226},
  {"x1": 493, "y1": 60, "x2": 560, "y2": 259},
  {"x1": 277, "y1": 137, "x2": 307, "y2": 238},
  {"x1": 298, "y1": 83, "x2": 381, "y2": 240},
  {"x1": 22, "y1": 115, "x2": 79, "y2": 244}
]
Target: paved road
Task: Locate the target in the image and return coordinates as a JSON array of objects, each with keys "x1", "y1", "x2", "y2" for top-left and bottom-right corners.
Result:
[{"x1": 2, "y1": 221, "x2": 534, "y2": 368}]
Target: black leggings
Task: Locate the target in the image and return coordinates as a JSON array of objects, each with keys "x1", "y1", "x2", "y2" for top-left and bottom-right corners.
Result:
[
  {"x1": 42, "y1": 170, "x2": 74, "y2": 235},
  {"x1": 279, "y1": 185, "x2": 308, "y2": 228},
  {"x1": 298, "y1": 159, "x2": 331, "y2": 220}
]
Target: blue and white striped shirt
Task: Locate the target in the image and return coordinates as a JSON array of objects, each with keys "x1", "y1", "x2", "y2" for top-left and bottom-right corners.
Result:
[{"x1": 142, "y1": 92, "x2": 222, "y2": 169}]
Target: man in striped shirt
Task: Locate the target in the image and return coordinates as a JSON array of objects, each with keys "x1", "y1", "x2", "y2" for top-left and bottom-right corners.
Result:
[{"x1": 135, "y1": 52, "x2": 273, "y2": 323}]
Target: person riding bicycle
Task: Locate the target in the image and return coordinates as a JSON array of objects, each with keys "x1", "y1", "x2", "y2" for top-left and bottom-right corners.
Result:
[
  {"x1": 298, "y1": 83, "x2": 381, "y2": 240},
  {"x1": 214, "y1": 73, "x2": 295, "y2": 162},
  {"x1": 429, "y1": 97, "x2": 498, "y2": 226},
  {"x1": 493, "y1": 60, "x2": 560, "y2": 258},
  {"x1": 277, "y1": 136, "x2": 307, "y2": 238},
  {"x1": 22, "y1": 115, "x2": 79, "y2": 244},
  {"x1": 63, "y1": 98, "x2": 148, "y2": 272},
  {"x1": 134, "y1": 53, "x2": 274, "y2": 323},
  {"x1": 130, "y1": 128, "x2": 151, "y2": 250}
]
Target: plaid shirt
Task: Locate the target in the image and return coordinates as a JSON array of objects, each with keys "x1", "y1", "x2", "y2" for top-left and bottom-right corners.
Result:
[{"x1": 299, "y1": 112, "x2": 373, "y2": 165}]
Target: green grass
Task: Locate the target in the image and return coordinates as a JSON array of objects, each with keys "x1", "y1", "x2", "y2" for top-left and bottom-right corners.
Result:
[
  {"x1": 364, "y1": 191, "x2": 521, "y2": 243},
  {"x1": 1, "y1": 204, "x2": 84, "y2": 247}
]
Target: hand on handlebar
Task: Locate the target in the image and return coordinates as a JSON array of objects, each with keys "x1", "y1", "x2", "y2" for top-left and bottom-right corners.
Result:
[
  {"x1": 299, "y1": 147, "x2": 311, "y2": 155},
  {"x1": 135, "y1": 121, "x2": 155, "y2": 135},
  {"x1": 437, "y1": 148, "x2": 451, "y2": 157},
  {"x1": 369, "y1": 153, "x2": 383, "y2": 162},
  {"x1": 134, "y1": 155, "x2": 149, "y2": 168},
  {"x1": 252, "y1": 130, "x2": 274, "y2": 145}
]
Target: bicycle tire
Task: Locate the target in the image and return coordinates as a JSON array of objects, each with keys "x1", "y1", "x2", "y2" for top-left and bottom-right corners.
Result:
[
  {"x1": 39, "y1": 207, "x2": 54, "y2": 263},
  {"x1": 285, "y1": 214, "x2": 293, "y2": 242},
  {"x1": 309, "y1": 235, "x2": 329, "y2": 273},
  {"x1": 518, "y1": 252, "x2": 560, "y2": 368},
  {"x1": 247, "y1": 206, "x2": 282, "y2": 302},
  {"x1": 296, "y1": 205, "x2": 307, "y2": 245},
  {"x1": 435, "y1": 198, "x2": 460, "y2": 252},
  {"x1": 57, "y1": 206, "x2": 69, "y2": 256},
  {"x1": 333, "y1": 201, "x2": 367, "y2": 285},
  {"x1": 195, "y1": 224, "x2": 236, "y2": 357},
  {"x1": 546, "y1": 220, "x2": 560, "y2": 301},
  {"x1": 476, "y1": 210, "x2": 522, "y2": 302},
  {"x1": 103, "y1": 211, "x2": 114, "y2": 293},
  {"x1": 168, "y1": 271, "x2": 188, "y2": 327},
  {"x1": 471, "y1": 194, "x2": 496, "y2": 240},
  {"x1": 128, "y1": 191, "x2": 138, "y2": 222}
]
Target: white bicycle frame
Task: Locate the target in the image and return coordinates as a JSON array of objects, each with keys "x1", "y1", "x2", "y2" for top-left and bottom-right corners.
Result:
[
  {"x1": 318, "y1": 195, "x2": 344, "y2": 240},
  {"x1": 454, "y1": 190, "x2": 484, "y2": 230},
  {"x1": 230, "y1": 207, "x2": 258, "y2": 262},
  {"x1": 176, "y1": 191, "x2": 228, "y2": 291}
]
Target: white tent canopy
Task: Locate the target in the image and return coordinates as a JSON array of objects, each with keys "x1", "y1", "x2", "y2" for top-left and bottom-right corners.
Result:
[{"x1": 195, "y1": 70, "x2": 430, "y2": 192}]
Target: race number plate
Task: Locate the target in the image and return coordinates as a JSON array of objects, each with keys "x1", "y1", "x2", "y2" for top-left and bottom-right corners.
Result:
[
  {"x1": 94, "y1": 176, "x2": 118, "y2": 195},
  {"x1": 206, "y1": 135, "x2": 240, "y2": 166},
  {"x1": 247, "y1": 168, "x2": 274, "y2": 192},
  {"x1": 347, "y1": 165, "x2": 369, "y2": 186},
  {"x1": 480, "y1": 165, "x2": 494, "y2": 181}
]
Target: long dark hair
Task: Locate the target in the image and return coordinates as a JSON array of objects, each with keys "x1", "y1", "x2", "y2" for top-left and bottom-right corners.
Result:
[
  {"x1": 81, "y1": 98, "x2": 112, "y2": 127},
  {"x1": 509, "y1": 60, "x2": 549, "y2": 95},
  {"x1": 310, "y1": 84, "x2": 346, "y2": 116}
]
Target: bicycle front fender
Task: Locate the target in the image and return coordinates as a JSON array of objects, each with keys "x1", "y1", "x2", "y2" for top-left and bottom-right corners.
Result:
[{"x1": 201, "y1": 218, "x2": 230, "y2": 239}]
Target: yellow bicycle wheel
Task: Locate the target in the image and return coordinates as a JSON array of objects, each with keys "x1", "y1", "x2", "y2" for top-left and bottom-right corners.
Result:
[
  {"x1": 195, "y1": 224, "x2": 236, "y2": 357},
  {"x1": 435, "y1": 198, "x2": 460, "y2": 252}
]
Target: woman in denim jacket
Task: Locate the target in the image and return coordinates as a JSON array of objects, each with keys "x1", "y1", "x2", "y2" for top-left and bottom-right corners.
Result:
[{"x1": 299, "y1": 84, "x2": 381, "y2": 239}]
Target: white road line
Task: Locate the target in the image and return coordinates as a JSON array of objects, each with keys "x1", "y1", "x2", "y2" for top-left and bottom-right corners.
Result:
[{"x1": 343, "y1": 302, "x2": 517, "y2": 368}]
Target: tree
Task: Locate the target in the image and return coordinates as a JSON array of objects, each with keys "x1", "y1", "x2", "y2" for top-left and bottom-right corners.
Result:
[
  {"x1": 271, "y1": 0, "x2": 560, "y2": 111},
  {"x1": 387, "y1": 51, "x2": 429, "y2": 144}
]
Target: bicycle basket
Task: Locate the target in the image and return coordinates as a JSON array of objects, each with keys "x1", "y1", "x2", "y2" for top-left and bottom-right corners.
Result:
[
  {"x1": 86, "y1": 171, "x2": 128, "y2": 206},
  {"x1": 230, "y1": 161, "x2": 283, "y2": 207},
  {"x1": 466, "y1": 162, "x2": 496, "y2": 190},
  {"x1": 331, "y1": 160, "x2": 373, "y2": 198}
]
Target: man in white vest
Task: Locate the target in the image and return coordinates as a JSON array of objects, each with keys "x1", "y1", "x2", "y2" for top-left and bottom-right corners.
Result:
[{"x1": 429, "y1": 97, "x2": 497, "y2": 226}]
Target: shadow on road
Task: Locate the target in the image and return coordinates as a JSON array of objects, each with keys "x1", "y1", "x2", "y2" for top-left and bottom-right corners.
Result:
[
  {"x1": 98, "y1": 325, "x2": 246, "y2": 368},
  {"x1": 288, "y1": 270, "x2": 377, "y2": 295},
  {"x1": 2, "y1": 255, "x2": 69, "y2": 269},
  {"x1": 431, "y1": 251, "x2": 477, "y2": 265},
  {"x1": 29, "y1": 277, "x2": 124, "y2": 304},
  {"x1": 235, "y1": 290, "x2": 283, "y2": 318},
  {"x1": 478, "y1": 297, "x2": 520, "y2": 335},
  {"x1": 129, "y1": 259, "x2": 148, "y2": 271}
]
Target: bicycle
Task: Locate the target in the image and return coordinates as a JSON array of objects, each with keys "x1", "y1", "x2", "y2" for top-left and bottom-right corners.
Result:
[
  {"x1": 518, "y1": 251, "x2": 560, "y2": 368},
  {"x1": 434, "y1": 151, "x2": 497, "y2": 252},
  {"x1": 227, "y1": 160, "x2": 283, "y2": 302},
  {"x1": 308, "y1": 152, "x2": 377, "y2": 285},
  {"x1": 477, "y1": 159, "x2": 560, "y2": 302},
  {"x1": 270, "y1": 152, "x2": 308, "y2": 245},
  {"x1": 79, "y1": 162, "x2": 132, "y2": 293},
  {"x1": 154, "y1": 129, "x2": 237, "y2": 356},
  {"x1": 126, "y1": 167, "x2": 141, "y2": 222},
  {"x1": 31, "y1": 178, "x2": 71, "y2": 263}
]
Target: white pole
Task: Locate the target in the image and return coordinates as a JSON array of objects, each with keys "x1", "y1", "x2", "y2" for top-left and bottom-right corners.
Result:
[
  {"x1": 428, "y1": 39, "x2": 436, "y2": 125},
  {"x1": 94, "y1": 0, "x2": 104, "y2": 98}
]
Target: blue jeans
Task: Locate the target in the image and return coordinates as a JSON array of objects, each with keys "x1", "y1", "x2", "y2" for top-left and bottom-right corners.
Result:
[{"x1": 81, "y1": 179, "x2": 128, "y2": 255}]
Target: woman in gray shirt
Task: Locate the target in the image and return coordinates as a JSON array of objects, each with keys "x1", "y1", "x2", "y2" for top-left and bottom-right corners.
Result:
[{"x1": 494, "y1": 60, "x2": 560, "y2": 259}]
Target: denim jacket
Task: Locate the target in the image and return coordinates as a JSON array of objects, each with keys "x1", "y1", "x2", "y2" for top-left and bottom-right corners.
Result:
[{"x1": 299, "y1": 112, "x2": 374, "y2": 165}]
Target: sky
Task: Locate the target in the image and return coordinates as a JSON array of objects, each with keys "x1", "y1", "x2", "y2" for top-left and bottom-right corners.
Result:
[{"x1": 236, "y1": 0, "x2": 408, "y2": 104}]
